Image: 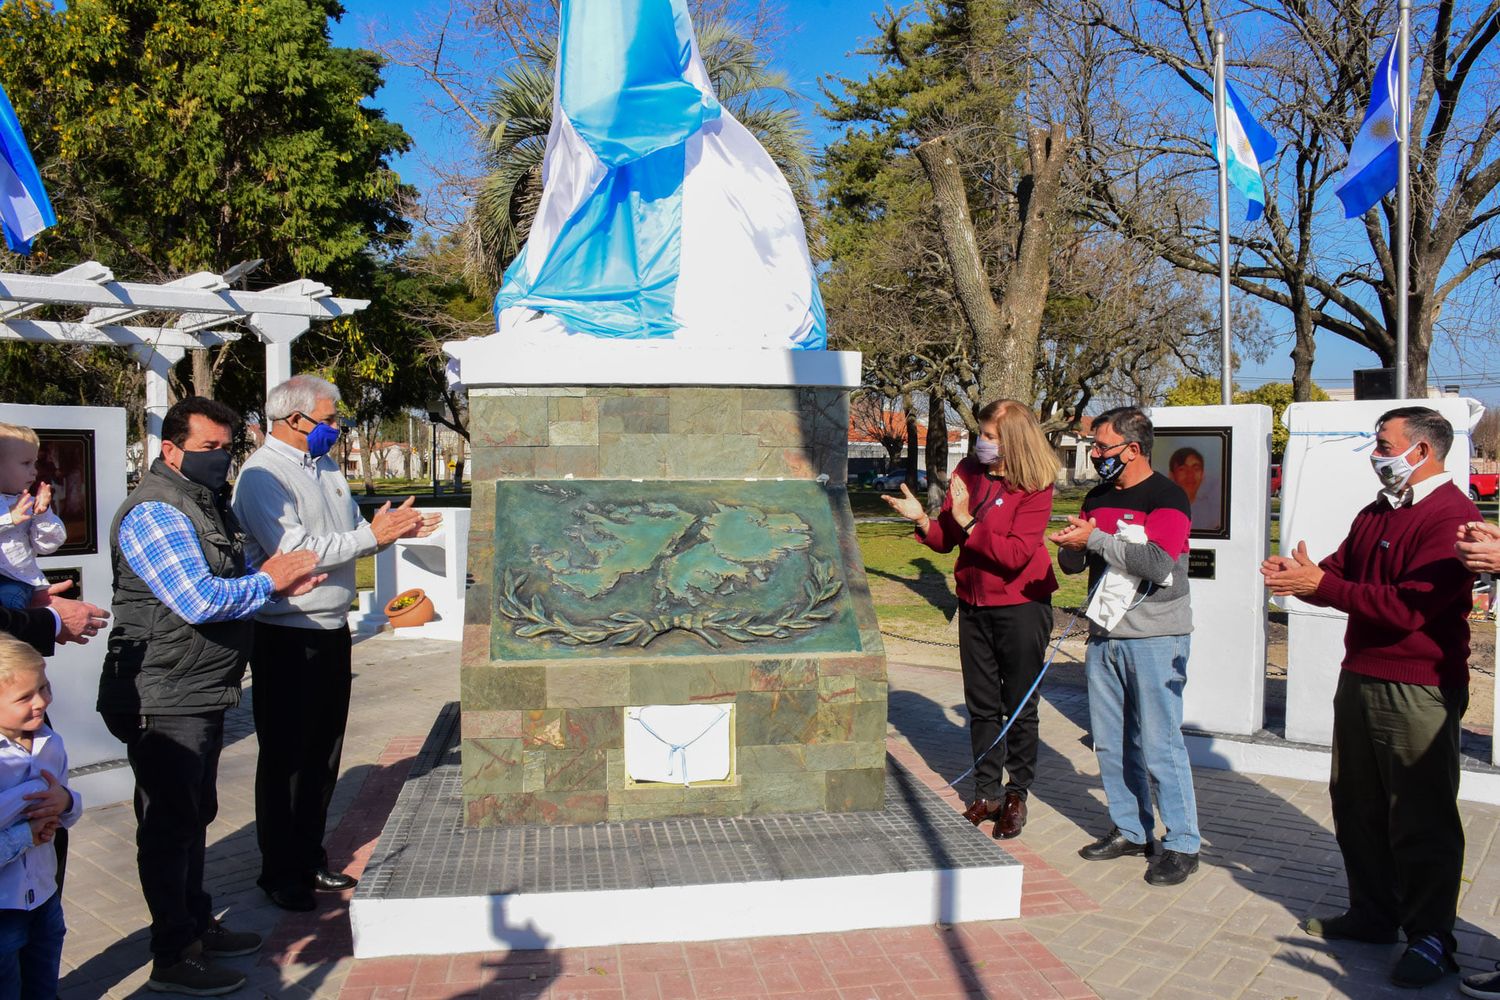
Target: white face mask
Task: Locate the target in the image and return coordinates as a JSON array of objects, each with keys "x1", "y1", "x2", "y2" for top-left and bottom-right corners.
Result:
[
  {"x1": 975, "y1": 438, "x2": 1000, "y2": 465},
  {"x1": 1371, "y1": 442, "x2": 1427, "y2": 493}
]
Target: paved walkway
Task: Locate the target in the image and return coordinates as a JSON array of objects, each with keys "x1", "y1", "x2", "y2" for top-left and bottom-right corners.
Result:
[{"x1": 54, "y1": 635, "x2": 1500, "y2": 998}]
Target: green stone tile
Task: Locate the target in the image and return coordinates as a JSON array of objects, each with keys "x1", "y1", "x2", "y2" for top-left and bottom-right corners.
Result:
[
  {"x1": 629, "y1": 661, "x2": 749, "y2": 705},
  {"x1": 470, "y1": 481, "x2": 497, "y2": 534},
  {"x1": 463, "y1": 581, "x2": 492, "y2": 626},
  {"x1": 549, "y1": 397, "x2": 600, "y2": 423},
  {"x1": 600, "y1": 395, "x2": 669, "y2": 434},
  {"x1": 522, "y1": 709, "x2": 566, "y2": 748},
  {"x1": 536, "y1": 792, "x2": 609, "y2": 825},
  {"x1": 534, "y1": 446, "x2": 600, "y2": 479},
  {"x1": 621, "y1": 798, "x2": 744, "y2": 820},
  {"x1": 664, "y1": 433, "x2": 761, "y2": 478},
  {"x1": 856, "y1": 679, "x2": 889, "y2": 702},
  {"x1": 549, "y1": 421, "x2": 599, "y2": 447},
  {"x1": 606, "y1": 749, "x2": 626, "y2": 790},
  {"x1": 617, "y1": 782, "x2": 686, "y2": 805},
  {"x1": 736, "y1": 690, "x2": 817, "y2": 745},
  {"x1": 854, "y1": 699, "x2": 888, "y2": 743},
  {"x1": 813, "y1": 702, "x2": 854, "y2": 743},
  {"x1": 755, "y1": 447, "x2": 818, "y2": 479},
  {"x1": 471, "y1": 445, "x2": 537, "y2": 480},
  {"x1": 547, "y1": 664, "x2": 630, "y2": 708},
  {"x1": 669, "y1": 388, "x2": 743, "y2": 434},
  {"x1": 741, "y1": 771, "x2": 826, "y2": 814},
  {"x1": 545, "y1": 749, "x2": 609, "y2": 791},
  {"x1": 817, "y1": 656, "x2": 886, "y2": 681},
  {"x1": 598, "y1": 433, "x2": 672, "y2": 477},
  {"x1": 740, "y1": 409, "x2": 805, "y2": 448},
  {"x1": 461, "y1": 710, "x2": 521, "y2": 740},
  {"x1": 741, "y1": 388, "x2": 802, "y2": 411},
  {"x1": 818, "y1": 676, "x2": 859, "y2": 704},
  {"x1": 804, "y1": 741, "x2": 884, "y2": 772},
  {"x1": 462, "y1": 665, "x2": 546, "y2": 711},
  {"x1": 737, "y1": 744, "x2": 807, "y2": 773},
  {"x1": 470, "y1": 396, "x2": 549, "y2": 448},
  {"x1": 562, "y1": 707, "x2": 624, "y2": 750},
  {"x1": 523, "y1": 750, "x2": 547, "y2": 792},
  {"x1": 748, "y1": 659, "x2": 818, "y2": 691},
  {"x1": 825, "y1": 767, "x2": 886, "y2": 812},
  {"x1": 461, "y1": 738, "x2": 523, "y2": 796},
  {"x1": 460, "y1": 625, "x2": 492, "y2": 667}
]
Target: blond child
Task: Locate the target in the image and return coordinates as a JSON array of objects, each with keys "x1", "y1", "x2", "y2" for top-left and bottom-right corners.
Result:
[
  {"x1": 0, "y1": 427, "x2": 63, "y2": 611},
  {"x1": 0, "y1": 636, "x2": 80, "y2": 1000}
]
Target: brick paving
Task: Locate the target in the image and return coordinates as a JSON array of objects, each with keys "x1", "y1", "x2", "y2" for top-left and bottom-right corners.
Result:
[{"x1": 51, "y1": 633, "x2": 1500, "y2": 998}]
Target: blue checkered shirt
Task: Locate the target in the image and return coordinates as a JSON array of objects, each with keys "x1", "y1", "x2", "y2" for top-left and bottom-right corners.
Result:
[{"x1": 117, "y1": 502, "x2": 273, "y2": 624}]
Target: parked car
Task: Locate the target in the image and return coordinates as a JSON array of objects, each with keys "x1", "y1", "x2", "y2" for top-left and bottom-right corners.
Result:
[
  {"x1": 1470, "y1": 466, "x2": 1498, "y2": 502},
  {"x1": 871, "y1": 470, "x2": 929, "y2": 491},
  {"x1": 1269, "y1": 464, "x2": 1282, "y2": 497}
]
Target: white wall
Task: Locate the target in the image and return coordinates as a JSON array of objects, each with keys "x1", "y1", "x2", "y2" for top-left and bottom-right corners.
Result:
[
  {"x1": 1279, "y1": 398, "x2": 1481, "y2": 745},
  {"x1": 1148, "y1": 404, "x2": 1272, "y2": 735},
  {"x1": 0, "y1": 404, "x2": 131, "y2": 804}
]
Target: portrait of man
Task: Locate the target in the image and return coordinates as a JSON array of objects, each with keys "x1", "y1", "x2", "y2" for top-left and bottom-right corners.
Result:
[{"x1": 1152, "y1": 430, "x2": 1231, "y2": 539}]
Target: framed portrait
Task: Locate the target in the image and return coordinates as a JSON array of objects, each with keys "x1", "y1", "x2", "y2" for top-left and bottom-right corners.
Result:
[
  {"x1": 1152, "y1": 427, "x2": 1232, "y2": 540},
  {"x1": 33, "y1": 429, "x2": 97, "y2": 557}
]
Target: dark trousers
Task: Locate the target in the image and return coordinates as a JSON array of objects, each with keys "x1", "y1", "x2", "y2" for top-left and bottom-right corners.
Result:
[
  {"x1": 1331, "y1": 671, "x2": 1466, "y2": 952},
  {"x1": 102, "y1": 711, "x2": 223, "y2": 964},
  {"x1": 251, "y1": 622, "x2": 352, "y2": 891},
  {"x1": 958, "y1": 600, "x2": 1053, "y2": 800}
]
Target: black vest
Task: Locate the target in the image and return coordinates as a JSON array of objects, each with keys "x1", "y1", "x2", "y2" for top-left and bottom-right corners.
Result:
[{"x1": 97, "y1": 458, "x2": 255, "y2": 715}]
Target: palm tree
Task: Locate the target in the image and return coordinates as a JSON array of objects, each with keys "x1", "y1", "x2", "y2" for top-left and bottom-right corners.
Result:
[{"x1": 464, "y1": 17, "x2": 815, "y2": 297}]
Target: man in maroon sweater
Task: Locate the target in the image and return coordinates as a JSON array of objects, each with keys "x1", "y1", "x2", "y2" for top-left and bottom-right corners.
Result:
[{"x1": 1262, "y1": 406, "x2": 1478, "y2": 989}]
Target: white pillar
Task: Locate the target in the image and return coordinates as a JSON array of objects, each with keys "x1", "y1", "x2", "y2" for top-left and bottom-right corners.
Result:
[
  {"x1": 248, "y1": 313, "x2": 310, "y2": 400},
  {"x1": 129, "y1": 344, "x2": 184, "y2": 463}
]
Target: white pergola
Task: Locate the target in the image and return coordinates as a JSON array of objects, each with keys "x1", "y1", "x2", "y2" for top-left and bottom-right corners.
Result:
[{"x1": 0, "y1": 261, "x2": 369, "y2": 456}]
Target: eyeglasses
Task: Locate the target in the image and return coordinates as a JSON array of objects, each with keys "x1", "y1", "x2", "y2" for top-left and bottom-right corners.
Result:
[
  {"x1": 1090, "y1": 440, "x2": 1132, "y2": 458},
  {"x1": 293, "y1": 412, "x2": 340, "y2": 427}
]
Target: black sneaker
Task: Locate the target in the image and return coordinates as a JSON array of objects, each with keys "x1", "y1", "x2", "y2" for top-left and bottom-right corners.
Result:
[
  {"x1": 200, "y1": 919, "x2": 262, "y2": 958},
  {"x1": 147, "y1": 943, "x2": 246, "y2": 996},
  {"x1": 1077, "y1": 827, "x2": 1154, "y2": 861},
  {"x1": 1461, "y1": 963, "x2": 1500, "y2": 998},
  {"x1": 1144, "y1": 848, "x2": 1199, "y2": 886},
  {"x1": 1392, "y1": 935, "x2": 1458, "y2": 988}
]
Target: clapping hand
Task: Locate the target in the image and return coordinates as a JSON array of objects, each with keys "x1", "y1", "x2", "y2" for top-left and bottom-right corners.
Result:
[
  {"x1": 8, "y1": 491, "x2": 35, "y2": 526},
  {"x1": 370, "y1": 496, "x2": 430, "y2": 545},
  {"x1": 949, "y1": 476, "x2": 971, "y2": 524},
  {"x1": 1048, "y1": 515, "x2": 1097, "y2": 550},
  {"x1": 1456, "y1": 521, "x2": 1500, "y2": 573},
  {"x1": 32, "y1": 483, "x2": 50, "y2": 515},
  {"x1": 880, "y1": 483, "x2": 927, "y2": 523},
  {"x1": 1260, "y1": 540, "x2": 1325, "y2": 597}
]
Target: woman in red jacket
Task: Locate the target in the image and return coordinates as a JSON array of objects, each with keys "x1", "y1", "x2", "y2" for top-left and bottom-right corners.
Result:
[{"x1": 882, "y1": 399, "x2": 1059, "y2": 838}]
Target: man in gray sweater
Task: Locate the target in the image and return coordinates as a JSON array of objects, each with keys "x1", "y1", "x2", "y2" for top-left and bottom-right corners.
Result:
[{"x1": 231, "y1": 376, "x2": 440, "y2": 911}]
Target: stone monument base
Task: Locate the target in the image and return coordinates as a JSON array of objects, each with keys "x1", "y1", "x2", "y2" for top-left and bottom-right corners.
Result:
[{"x1": 350, "y1": 705, "x2": 1023, "y2": 958}]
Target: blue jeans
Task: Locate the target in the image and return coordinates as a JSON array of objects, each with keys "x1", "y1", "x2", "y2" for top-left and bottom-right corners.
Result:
[
  {"x1": 1085, "y1": 634, "x2": 1200, "y2": 853},
  {"x1": 0, "y1": 889, "x2": 65, "y2": 1000}
]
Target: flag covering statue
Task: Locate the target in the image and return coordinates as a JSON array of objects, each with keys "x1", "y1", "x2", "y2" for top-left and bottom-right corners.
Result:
[{"x1": 493, "y1": 0, "x2": 826, "y2": 351}]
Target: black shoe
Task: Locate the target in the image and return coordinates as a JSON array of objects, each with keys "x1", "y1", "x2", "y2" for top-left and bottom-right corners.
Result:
[
  {"x1": 1144, "y1": 849, "x2": 1199, "y2": 886},
  {"x1": 1391, "y1": 935, "x2": 1458, "y2": 988},
  {"x1": 199, "y1": 919, "x2": 262, "y2": 958},
  {"x1": 1298, "y1": 910, "x2": 1399, "y2": 944},
  {"x1": 311, "y1": 868, "x2": 358, "y2": 892},
  {"x1": 263, "y1": 885, "x2": 315, "y2": 912},
  {"x1": 1078, "y1": 827, "x2": 1154, "y2": 861},
  {"x1": 147, "y1": 943, "x2": 246, "y2": 996}
]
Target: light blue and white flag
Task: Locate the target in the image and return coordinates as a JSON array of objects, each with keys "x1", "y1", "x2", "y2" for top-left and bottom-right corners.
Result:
[
  {"x1": 1220, "y1": 82, "x2": 1277, "y2": 222},
  {"x1": 0, "y1": 82, "x2": 53, "y2": 255},
  {"x1": 1336, "y1": 39, "x2": 1402, "y2": 219},
  {"x1": 493, "y1": 0, "x2": 825, "y2": 350}
]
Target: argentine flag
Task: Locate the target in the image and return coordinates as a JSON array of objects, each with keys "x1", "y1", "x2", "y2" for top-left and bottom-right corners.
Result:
[
  {"x1": 1336, "y1": 40, "x2": 1402, "y2": 219},
  {"x1": 1220, "y1": 83, "x2": 1277, "y2": 222},
  {"x1": 0, "y1": 82, "x2": 53, "y2": 255},
  {"x1": 494, "y1": 0, "x2": 825, "y2": 350}
]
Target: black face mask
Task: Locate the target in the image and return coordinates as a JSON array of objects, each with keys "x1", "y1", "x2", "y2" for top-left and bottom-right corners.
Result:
[
  {"x1": 177, "y1": 448, "x2": 232, "y2": 492},
  {"x1": 1091, "y1": 445, "x2": 1130, "y2": 483}
]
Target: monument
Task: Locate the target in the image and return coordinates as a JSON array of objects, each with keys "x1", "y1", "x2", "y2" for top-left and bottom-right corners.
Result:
[{"x1": 350, "y1": 0, "x2": 1021, "y2": 956}]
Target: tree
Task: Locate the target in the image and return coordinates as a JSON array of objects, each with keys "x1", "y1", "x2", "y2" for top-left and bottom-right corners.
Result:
[
  {"x1": 0, "y1": 0, "x2": 416, "y2": 418},
  {"x1": 1164, "y1": 377, "x2": 1330, "y2": 457},
  {"x1": 1040, "y1": 0, "x2": 1500, "y2": 399}
]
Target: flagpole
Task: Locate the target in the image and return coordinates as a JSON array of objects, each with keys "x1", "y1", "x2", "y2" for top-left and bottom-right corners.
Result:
[
  {"x1": 1395, "y1": 0, "x2": 1411, "y2": 399},
  {"x1": 1215, "y1": 30, "x2": 1232, "y2": 406}
]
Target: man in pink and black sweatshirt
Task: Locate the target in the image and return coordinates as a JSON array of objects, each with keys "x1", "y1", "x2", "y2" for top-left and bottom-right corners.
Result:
[{"x1": 1263, "y1": 406, "x2": 1478, "y2": 990}]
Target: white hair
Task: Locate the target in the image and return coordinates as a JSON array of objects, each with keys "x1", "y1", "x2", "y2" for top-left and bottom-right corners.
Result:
[{"x1": 265, "y1": 375, "x2": 341, "y2": 422}]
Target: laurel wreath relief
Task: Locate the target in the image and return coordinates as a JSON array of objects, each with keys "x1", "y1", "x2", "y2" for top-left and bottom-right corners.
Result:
[{"x1": 496, "y1": 556, "x2": 844, "y2": 649}]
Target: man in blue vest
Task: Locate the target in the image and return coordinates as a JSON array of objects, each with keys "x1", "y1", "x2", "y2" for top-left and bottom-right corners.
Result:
[{"x1": 98, "y1": 397, "x2": 322, "y2": 997}]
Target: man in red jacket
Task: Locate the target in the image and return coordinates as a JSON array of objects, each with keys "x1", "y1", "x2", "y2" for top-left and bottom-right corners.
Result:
[{"x1": 1262, "y1": 406, "x2": 1478, "y2": 989}]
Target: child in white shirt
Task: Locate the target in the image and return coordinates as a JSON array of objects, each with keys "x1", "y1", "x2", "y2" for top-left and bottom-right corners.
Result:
[
  {"x1": 0, "y1": 426, "x2": 64, "y2": 611},
  {"x1": 0, "y1": 636, "x2": 81, "y2": 1000}
]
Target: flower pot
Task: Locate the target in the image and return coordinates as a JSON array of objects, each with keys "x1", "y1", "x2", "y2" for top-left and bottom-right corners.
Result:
[{"x1": 384, "y1": 588, "x2": 434, "y2": 629}]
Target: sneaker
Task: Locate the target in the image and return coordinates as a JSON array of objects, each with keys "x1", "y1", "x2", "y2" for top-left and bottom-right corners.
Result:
[
  {"x1": 1391, "y1": 934, "x2": 1458, "y2": 988},
  {"x1": 200, "y1": 919, "x2": 262, "y2": 958},
  {"x1": 1462, "y1": 964, "x2": 1500, "y2": 999},
  {"x1": 1144, "y1": 849, "x2": 1199, "y2": 886},
  {"x1": 1298, "y1": 910, "x2": 1399, "y2": 944},
  {"x1": 147, "y1": 942, "x2": 246, "y2": 996}
]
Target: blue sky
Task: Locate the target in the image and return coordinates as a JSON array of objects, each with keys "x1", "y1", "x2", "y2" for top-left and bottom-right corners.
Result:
[{"x1": 330, "y1": 1, "x2": 1490, "y2": 402}]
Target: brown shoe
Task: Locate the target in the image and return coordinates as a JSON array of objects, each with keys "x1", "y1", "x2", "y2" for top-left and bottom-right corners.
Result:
[
  {"x1": 994, "y1": 791, "x2": 1027, "y2": 839},
  {"x1": 962, "y1": 798, "x2": 1003, "y2": 825}
]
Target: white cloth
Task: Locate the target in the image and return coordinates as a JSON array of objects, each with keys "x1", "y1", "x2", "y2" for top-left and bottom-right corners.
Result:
[
  {"x1": 1084, "y1": 523, "x2": 1172, "y2": 632},
  {"x1": 0, "y1": 497, "x2": 64, "y2": 587},
  {"x1": 0, "y1": 724, "x2": 81, "y2": 911}
]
